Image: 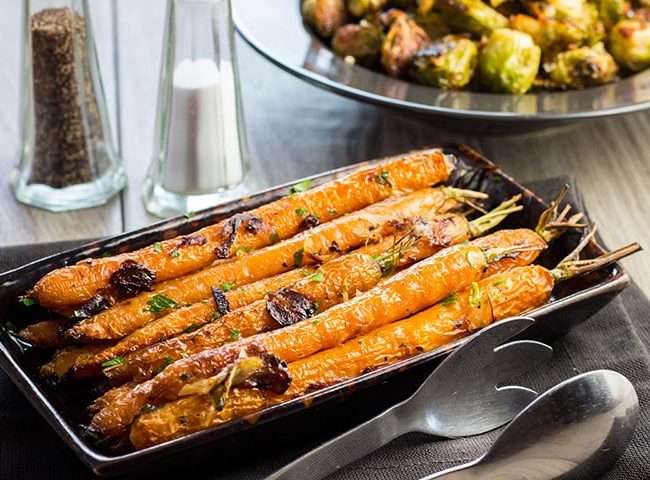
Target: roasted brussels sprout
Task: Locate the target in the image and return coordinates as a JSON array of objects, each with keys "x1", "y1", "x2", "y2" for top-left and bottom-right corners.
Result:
[
  {"x1": 380, "y1": 9, "x2": 431, "y2": 77},
  {"x1": 510, "y1": 14, "x2": 583, "y2": 53},
  {"x1": 478, "y1": 28, "x2": 541, "y2": 94},
  {"x1": 522, "y1": 0, "x2": 605, "y2": 45},
  {"x1": 332, "y1": 21, "x2": 384, "y2": 66},
  {"x1": 436, "y1": 0, "x2": 509, "y2": 37},
  {"x1": 415, "y1": 11, "x2": 452, "y2": 40},
  {"x1": 546, "y1": 43, "x2": 618, "y2": 88},
  {"x1": 347, "y1": 0, "x2": 388, "y2": 17},
  {"x1": 411, "y1": 35, "x2": 478, "y2": 88},
  {"x1": 609, "y1": 18, "x2": 650, "y2": 71},
  {"x1": 302, "y1": 0, "x2": 349, "y2": 38},
  {"x1": 598, "y1": 0, "x2": 631, "y2": 28}
]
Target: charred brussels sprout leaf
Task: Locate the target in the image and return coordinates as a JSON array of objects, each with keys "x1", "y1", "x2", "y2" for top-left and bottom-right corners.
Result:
[
  {"x1": 546, "y1": 43, "x2": 618, "y2": 88},
  {"x1": 478, "y1": 28, "x2": 541, "y2": 94},
  {"x1": 380, "y1": 9, "x2": 431, "y2": 77},
  {"x1": 332, "y1": 21, "x2": 384, "y2": 66},
  {"x1": 411, "y1": 35, "x2": 478, "y2": 89},
  {"x1": 436, "y1": 0, "x2": 508, "y2": 38},
  {"x1": 609, "y1": 18, "x2": 650, "y2": 72},
  {"x1": 302, "y1": 0, "x2": 349, "y2": 38},
  {"x1": 414, "y1": 11, "x2": 452, "y2": 39},
  {"x1": 510, "y1": 14, "x2": 583, "y2": 54}
]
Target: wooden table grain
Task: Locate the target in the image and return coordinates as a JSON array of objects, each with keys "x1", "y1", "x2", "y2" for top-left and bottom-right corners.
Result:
[{"x1": 0, "y1": 0, "x2": 648, "y2": 295}]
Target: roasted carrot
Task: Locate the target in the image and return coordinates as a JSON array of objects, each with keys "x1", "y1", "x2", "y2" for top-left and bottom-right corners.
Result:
[
  {"x1": 64, "y1": 187, "x2": 477, "y2": 344},
  {"x1": 100, "y1": 199, "x2": 522, "y2": 384},
  {"x1": 18, "y1": 320, "x2": 67, "y2": 348},
  {"x1": 128, "y1": 242, "x2": 641, "y2": 448},
  {"x1": 69, "y1": 253, "x2": 381, "y2": 380},
  {"x1": 31, "y1": 150, "x2": 455, "y2": 309},
  {"x1": 40, "y1": 267, "x2": 317, "y2": 379},
  {"x1": 90, "y1": 242, "x2": 545, "y2": 438}
]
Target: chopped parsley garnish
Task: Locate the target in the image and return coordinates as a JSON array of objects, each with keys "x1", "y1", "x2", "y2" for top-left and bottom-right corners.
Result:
[
  {"x1": 469, "y1": 282, "x2": 481, "y2": 308},
  {"x1": 101, "y1": 356, "x2": 125, "y2": 370},
  {"x1": 229, "y1": 328, "x2": 241, "y2": 341},
  {"x1": 183, "y1": 211, "x2": 196, "y2": 218},
  {"x1": 289, "y1": 179, "x2": 311, "y2": 195},
  {"x1": 441, "y1": 292, "x2": 458, "y2": 306},
  {"x1": 221, "y1": 281, "x2": 236, "y2": 292},
  {"x1": 309, "y1": 271, "x2": 324, "y2": 283},
  {"x1": 183, "y1": 323, "x2": 201, "y2": 333},
  {"x1": 269, "y1": 230, "x2": 280, "y2": 244},
  {"x1": 375, "y1": 171, "x2": 392, "y2": 186},
  {"x1": 146, "y1": 294, "x2": 179, "y2": 314},
  {"x1": 295, "y1": 208, "x2": 309, "y2": 217},
  {"x1": 312, "y1": 319, "x2": 320, "y2": 325},
  {"x1": 171, "y1": 251, "x2": 180, "y2": 258},
  {"x1": 313, "y1": 300, "x2": 321, "y2": 311},
  {"x1": 328, "y1": 209, "x2": 338, "y2": 216},
  {"x1": 293, "y1": 248, "x2": 304, "y2": 267},
  {"x1": 493, "y1": 279, "x2": 505, "y2": 287},
  {"x1": 101, "y1": 251, "x2": 112, "y2": 258},
  {"x1": 211, "y1": 311, "x2": 222, "y2": 321},
  {"x1": 153, "y1": 242, "x2": 163, "y2": 253},
  {"x1": 344, "y1": 283, "x2": 350, "y2": 292},
  {"x1": 235, "y1": 246, "x2": 251, "y2": 257},
  {"x1": 18, "y1": 296, "x2": 36, "y2": 307},
  {"x1": 155, "y1": 356, "x2": 175, "y2": 374}
]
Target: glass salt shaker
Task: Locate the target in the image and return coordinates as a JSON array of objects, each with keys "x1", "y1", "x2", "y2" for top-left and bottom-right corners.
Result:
[
  {"x1": 11, "y1": 0, "x2": 126, "y2": 212},
  {"x1": 142, "y1": 0, "x2": 250, "y2": 217}
]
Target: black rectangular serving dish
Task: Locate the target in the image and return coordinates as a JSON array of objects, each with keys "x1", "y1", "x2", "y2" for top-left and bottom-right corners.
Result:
[{"x1": 0, "y1": 145, "x2": 630, "y2": 477}]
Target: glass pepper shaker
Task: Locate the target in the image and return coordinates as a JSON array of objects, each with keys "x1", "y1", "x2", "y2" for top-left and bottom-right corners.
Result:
[
  {"x1": 142, "y1": 0, "x2": 250, "y2": 218},
  {"x1": 11, "y1": 0, "x2": 126, "y2": 212}
]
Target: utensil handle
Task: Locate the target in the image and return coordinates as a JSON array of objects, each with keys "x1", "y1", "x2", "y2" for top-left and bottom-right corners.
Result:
[{"x1": 267, "y1": 406, "x2": 402, "y2": 480}]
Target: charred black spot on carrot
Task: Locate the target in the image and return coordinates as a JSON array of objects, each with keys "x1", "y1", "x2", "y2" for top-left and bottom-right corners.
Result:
[
  {"x1": 214, "y1": 213, "x2": 264, "y2": 259},
  {"x1": 299, "y1": 214, "x2": 320, "y2": 231},
  {"x1": 211, "y1": 286, "x2": 230, "y2": 317},
  {"x1": 266, "y1": 288, "x2": 317, "y2": 327},
  {"x1": 64, "y1": 294, "x2": 112, "y2": 331},
  {"x1": 109, "y1": 260, "x2": 156, "y2": 299}
]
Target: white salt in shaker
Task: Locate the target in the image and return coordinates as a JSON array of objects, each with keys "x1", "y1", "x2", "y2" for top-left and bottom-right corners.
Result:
[{"x1": 142, "y1": 0, "x2": 249, "y2": 217}]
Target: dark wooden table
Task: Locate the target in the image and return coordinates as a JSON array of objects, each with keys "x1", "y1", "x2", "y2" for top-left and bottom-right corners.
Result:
[{"x1": 0, "y1": 0, "x2": 648, "y2": 294}]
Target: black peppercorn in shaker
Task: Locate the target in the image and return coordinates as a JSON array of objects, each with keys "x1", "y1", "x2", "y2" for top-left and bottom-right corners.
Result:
[{"x1": 11, "y1": 0, "x2": 125, "y2": 211}]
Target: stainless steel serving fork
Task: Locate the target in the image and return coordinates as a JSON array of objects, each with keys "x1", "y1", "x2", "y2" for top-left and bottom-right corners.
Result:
[{"x1": 267, "y1": 317, "x2": 553, "y2": 480}]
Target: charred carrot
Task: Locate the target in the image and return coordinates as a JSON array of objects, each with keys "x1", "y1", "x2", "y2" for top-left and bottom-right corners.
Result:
[
  {"x1": 64, "y1": 188, "x2": 479, "y2": 344},
  {"x1": 18, "y1": 320, "x2": 67, "y2": 348},
  {"x1": 89, "y1": 242, "x2": 544, "y2": 438},
  {"x1": 128, "y1": 241, "x2": 641, "y2": 448},
  {"x1": 100, "y1": 199, "x2": 521, "y2": 384},
  {"x1": 31, "y1": 151, "x2": 455, "y2": 309},
  {"x1": 41, "y1": 267, "x2": 318, "y2": 379}
]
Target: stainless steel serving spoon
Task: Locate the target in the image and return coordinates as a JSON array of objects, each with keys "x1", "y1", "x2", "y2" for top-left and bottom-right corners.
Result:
[
  {"x1": 268, "y1": 317, "x2": 553, "y2": 480},
  {"x1": 424, "y1": 369, "x2": 639, "y2": 480}
]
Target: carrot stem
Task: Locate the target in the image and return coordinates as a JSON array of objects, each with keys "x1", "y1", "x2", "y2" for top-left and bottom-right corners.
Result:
[{"x1": 535, "y1": 185, "x2": 587, "y2": 243}]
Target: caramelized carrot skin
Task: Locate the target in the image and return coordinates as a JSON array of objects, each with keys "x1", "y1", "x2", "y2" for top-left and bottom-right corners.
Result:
[
  {"x1": 55, "y1": 268, "x2": 316, "y2": 379},
  {"x1": 105, "y1": 254, "x2": 381, "y2": 383},
  {"x1": 129, "y1": 265, "x2": 553, "y2": 449},
  {"x1": 18, "y1": 320, "x2": 67, "y2": 348},
  {"x1": 89, "y1": 244, "x2": 486, "y2": 438},
  {"x1": 33, "y1": 151, "x2": 454, "y2": 309},
  {"x1": 65, "y1": 188, "x2": 458, "y2": 343},
  {"x1": 105, "y1": 214, "x2": 470, "y2": 384}
]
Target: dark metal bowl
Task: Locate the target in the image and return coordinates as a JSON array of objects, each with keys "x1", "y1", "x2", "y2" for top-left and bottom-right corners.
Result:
[
  {"x1": 233, "y1": 0, "x2": 650, "y2": 133},
  {"x1": 0, "y1": 146, "x2": 630, "y2": 476}
]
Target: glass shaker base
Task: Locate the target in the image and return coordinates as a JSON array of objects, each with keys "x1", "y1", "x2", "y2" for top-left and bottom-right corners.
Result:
[
  {"x1": 141, "y1": 173, "x2": 252, "y2": 218},
  {"x1": 10, "y1": 165, "x2": 127, "y2": 212}
]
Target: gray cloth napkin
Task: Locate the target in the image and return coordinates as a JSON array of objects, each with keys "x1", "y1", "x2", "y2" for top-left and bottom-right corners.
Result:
[{"x1": 1, "y1": 177, "x2": 648, "y2": 480}]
